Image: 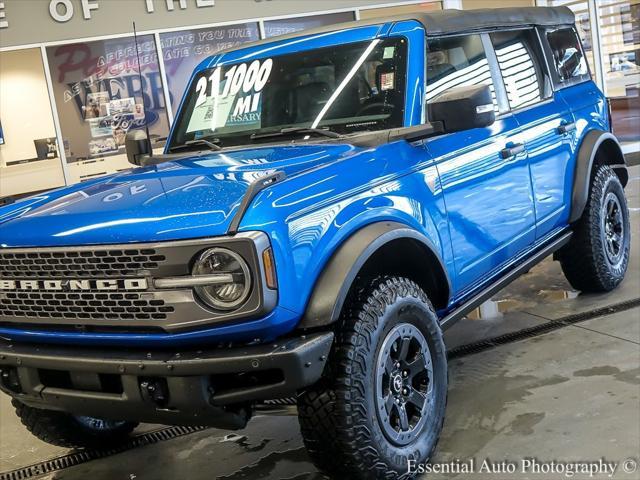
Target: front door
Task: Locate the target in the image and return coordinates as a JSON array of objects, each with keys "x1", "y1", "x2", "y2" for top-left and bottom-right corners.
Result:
[{"x1": 424, "y1": 33, "x2": 536, "y2": 294}]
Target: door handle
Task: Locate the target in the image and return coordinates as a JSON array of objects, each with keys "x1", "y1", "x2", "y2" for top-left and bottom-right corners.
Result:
[
  {"x1": 500, "y1": 143, "x2": 525, "y2": 160},
  {"x1": 557, "y1": 122, "x2": 576, "y2": 135}
]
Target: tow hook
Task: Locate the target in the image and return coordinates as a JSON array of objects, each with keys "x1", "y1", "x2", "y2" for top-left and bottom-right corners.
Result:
[{"x1": 139, "y1": 377, "x2": 169, "y2": 407}]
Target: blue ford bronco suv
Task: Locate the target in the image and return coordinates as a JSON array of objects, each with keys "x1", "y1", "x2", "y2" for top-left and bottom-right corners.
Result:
[{"x1": 0, "y1": 7, "x2": 630, "y2": 479}]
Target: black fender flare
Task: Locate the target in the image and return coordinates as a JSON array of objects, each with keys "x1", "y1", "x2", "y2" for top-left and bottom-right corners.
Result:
[
  {"x1": 298, "y1": 221, "x2": 451, "y2": 329},
  {"x1": 569, "y1": 130, "x2": 627, "y2": 223}
]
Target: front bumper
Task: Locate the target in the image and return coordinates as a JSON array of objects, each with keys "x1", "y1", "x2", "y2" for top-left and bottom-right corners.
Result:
[{"x1": 0, "y1": 333, "x2": 332, "y2": 428}]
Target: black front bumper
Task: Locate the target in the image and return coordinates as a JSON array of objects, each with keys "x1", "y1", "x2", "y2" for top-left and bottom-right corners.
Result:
[{"x1": 0, "y1": 333, "x2": 333, "y2": 429}]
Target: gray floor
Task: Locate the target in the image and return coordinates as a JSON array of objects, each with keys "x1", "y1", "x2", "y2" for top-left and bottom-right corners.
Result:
[{"x1": 0, "y1": 167, "x2": 638, "y2": 480}]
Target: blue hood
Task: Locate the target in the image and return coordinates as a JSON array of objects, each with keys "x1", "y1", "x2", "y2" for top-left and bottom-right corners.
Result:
[{"x1": 0, "y1": 144, "x2": 359, "y2": 247}]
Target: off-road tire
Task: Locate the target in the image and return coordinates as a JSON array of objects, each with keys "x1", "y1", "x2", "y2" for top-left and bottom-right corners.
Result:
[
  {"x1": 559, "y1": 164, "x2": 630, "y2": 292},
  {"x1": 298, "y1": 276, "x2": 448, "y2": 479},
  {"x1": 13, "y1": 399, "x2": 137, "y2": 449}
]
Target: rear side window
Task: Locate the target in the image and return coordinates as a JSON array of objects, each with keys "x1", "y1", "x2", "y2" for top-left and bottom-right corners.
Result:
[
  {"x1": 426, "y1": 34, "x2": 499, "y2": 112},
  {"x1": 545, "y1": 27, "x2": 589, "y2": 84},
  {"x1": 490, "y1": 29, "x2": 552, "y2": 110}
]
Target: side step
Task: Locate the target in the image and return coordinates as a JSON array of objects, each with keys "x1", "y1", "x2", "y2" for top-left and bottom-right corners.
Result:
[{"x1": 440, "y1": 231, "x2": 572, "y2": 330}]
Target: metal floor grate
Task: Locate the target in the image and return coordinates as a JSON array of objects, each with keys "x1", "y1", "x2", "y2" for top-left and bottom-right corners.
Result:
[
  {"x1": 447, "y1": 297, "x2": 640, "y2": 360},
  {"x1": 0, "y1": 425, "x2": 207, "y2": 480}
]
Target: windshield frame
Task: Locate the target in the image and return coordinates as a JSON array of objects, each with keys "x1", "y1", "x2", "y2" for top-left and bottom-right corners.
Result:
[{"x1": 166, "y1": 34, "x2": 410, "y2": 152}]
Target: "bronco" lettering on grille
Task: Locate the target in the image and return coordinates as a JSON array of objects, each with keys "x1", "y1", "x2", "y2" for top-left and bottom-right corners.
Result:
[{"x1": 0, "y1": 279, "x2": 149, "y2": 291}]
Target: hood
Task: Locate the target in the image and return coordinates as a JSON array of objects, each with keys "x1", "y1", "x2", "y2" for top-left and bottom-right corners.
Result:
[{"x1": 0, "y1": 144, "x2": 360, "y2": 247}]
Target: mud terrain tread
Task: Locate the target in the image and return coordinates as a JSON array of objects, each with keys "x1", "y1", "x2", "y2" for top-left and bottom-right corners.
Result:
[
  {"x1": 559, "y1": 165, "x2": 629, "y2": 292},
  {"x1": 298, "y1": 276, "x2": 447, "y2": 479},
  {"x1": 12, "y1": 399, "x2": 136, "y2": 449}
]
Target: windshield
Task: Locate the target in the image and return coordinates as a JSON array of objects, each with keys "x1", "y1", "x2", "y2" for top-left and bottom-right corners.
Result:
[{"x1": 168, "y1": 37, "x2": 407, "y2": 150}]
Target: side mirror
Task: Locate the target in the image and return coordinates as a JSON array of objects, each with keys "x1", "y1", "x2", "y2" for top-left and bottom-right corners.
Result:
[
  {"x1": 125, "y1": 130, "x2": 152, "y2": 166},
  {"x1": 428, "y1": 84, "x2": 495, "y2": 133}
]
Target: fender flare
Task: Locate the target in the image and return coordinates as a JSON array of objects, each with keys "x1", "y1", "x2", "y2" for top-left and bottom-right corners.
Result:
[
  {"x1": 298, "y1": 221, "x2": 451, "y2": 329},
  {"x1": 569, "y1": 130, "x2": 627, "y2": 223}
]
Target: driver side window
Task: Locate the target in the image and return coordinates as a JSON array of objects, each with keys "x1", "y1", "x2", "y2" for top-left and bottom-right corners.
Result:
[{"x1": 426, "y1": 34, "x2": 499, "y2": 112}]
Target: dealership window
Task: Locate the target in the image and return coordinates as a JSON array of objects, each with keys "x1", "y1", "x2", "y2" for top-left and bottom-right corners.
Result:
[
  {"x1": 263, "y1": 12, "x2": 355, "y2": 38},
  {"x1": 490, "y1": 29, "x2": 553, "y2": 110},
  {"x1": 160, "y1": 23, "x2": 260, "y2": 114},
  {"x1": 0, "y1": 48, "x2": 64, "y2": 199},
  {"x1": 426, "y1": 34, "x2": 500, "y2": 112},
  {"x1": 45, "y1": 36, "x2": 170, "y2": 184},
  {"x1": 597, "y1": 0, "x2": 639, "y2": 147},
  {"x1": 359, "y1": 1, "x2": 442, "y2": 19}
]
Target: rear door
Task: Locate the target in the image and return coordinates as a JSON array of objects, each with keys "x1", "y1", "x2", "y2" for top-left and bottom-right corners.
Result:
[
  {"x1": 489, "y1": 28, "x2": 576, "y2": 238},
  {"x1": 424, "y1": 33, "x2": 536, "y2": 294}
]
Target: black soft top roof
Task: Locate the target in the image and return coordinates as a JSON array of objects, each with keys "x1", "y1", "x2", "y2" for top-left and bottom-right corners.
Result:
[
  {"x1": 258, "y1": 7, "x2": 574, "y2": 42},
  {"x1": 393, "y1": 6, "x2": 574, "y2": 36}
]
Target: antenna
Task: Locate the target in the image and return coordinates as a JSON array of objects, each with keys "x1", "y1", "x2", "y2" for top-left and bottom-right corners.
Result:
[{"x1": 132, "y1": 21, "x2": 152, "y2": 150}]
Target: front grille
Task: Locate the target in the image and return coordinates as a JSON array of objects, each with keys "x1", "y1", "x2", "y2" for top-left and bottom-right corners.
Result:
[
  {"x1": 0, "y1": 291, "x2": 174, "y2": 321},
  {"x1": 0, "y1": 234, "x2": 268, "y2": 333},
  {"x1": 0, "y1": 249, "x2": 167, "y2": 278}
]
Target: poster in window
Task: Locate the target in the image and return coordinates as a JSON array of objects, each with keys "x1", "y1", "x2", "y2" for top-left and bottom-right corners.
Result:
[{"x1": 83, "y1": 91, "x2": 110, "y2": 121}]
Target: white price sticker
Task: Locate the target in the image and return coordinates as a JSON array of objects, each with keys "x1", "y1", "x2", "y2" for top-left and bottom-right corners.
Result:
[{"x1": 187, "y1": 59, "x2": 273, "y2": 133}]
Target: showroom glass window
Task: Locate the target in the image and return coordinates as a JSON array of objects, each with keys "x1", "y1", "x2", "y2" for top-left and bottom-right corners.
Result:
[
  {"x1": 596, "y1": 0, "x2": 639, "y2": 147},
  {"x1": 263, "y1": 12, "x2": 355, "y2": 38},
  {"x1": 489, "y1": 30, "x2": 552, "y2": 110},
  {"x1": 359, "y1": 1, "x2": 441, "y2": 19},
  {"x1": 0, "y1": 48, "x2": 65, "y2": 199},
  {"x1": 160, "y1": 23, "x2": 260, "y2": 113},
  {"x1": 426, "y1": 34, "x2": 500, "y2": 112},
  {"x1": 45, "y1": 36, "x2": 170, "y2": 184}
]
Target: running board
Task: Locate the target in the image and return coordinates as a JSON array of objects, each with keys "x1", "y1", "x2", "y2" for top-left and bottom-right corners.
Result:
[{"x1": 440, "y1": 231, "x2": 573, "y2": 331}]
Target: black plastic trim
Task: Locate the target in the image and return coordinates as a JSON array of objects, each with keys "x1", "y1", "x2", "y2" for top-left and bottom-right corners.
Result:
[
  {"x1": 570, "y1": 130, "x2": 627, "y2": 223},
  {"x1": 299, "y1": 221, "x2": 451, "y2": 329},
  {"x1": 0, "y1": 332, "x2": 333, "y2": 426},
  {"x1": 228, "y1": 171, "x2": 286, "y2": 235}
]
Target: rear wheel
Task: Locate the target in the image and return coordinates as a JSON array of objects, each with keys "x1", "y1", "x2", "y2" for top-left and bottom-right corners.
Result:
[
  {"x1": 559, "y1": 164, "x2": 630, "y2": 292},
  {"x1": 13, "y1": 399, "x2": 137, "y2": 449},
  {"x1": 298, "y1": 276, "x2": 447, "y2": 479}
]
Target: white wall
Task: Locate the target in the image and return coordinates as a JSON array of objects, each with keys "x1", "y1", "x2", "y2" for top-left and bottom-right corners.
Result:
[{"x1": 0, "y1": 48, "x2": 65, "y2": 197}]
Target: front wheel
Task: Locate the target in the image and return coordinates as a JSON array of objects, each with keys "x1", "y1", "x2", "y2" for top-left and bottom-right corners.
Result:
[
  {"x1": 559, "y1": 164, "x2": 630, "y2": 292},
  {"x1": 298, "y1": 277, "x2": 448, "y2": 479}
]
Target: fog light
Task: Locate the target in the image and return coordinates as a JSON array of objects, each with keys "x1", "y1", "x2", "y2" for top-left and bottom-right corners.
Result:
[{"x1": 193, "y1": 248, "x2": 251, "y2": 310}]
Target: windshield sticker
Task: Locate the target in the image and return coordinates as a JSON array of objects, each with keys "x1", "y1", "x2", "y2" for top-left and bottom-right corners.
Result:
[
  {"x1": 380, "y1": 72, "x2": 395, "y2": 91},
  {"x1": 383, "y1": 46, "x2": 396, "y2": 60},
  {"x1": 187, "y1": 59, "x2": 273, "y2": 134}
]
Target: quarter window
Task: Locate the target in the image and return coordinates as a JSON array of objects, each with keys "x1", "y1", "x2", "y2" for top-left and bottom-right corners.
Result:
[
  {"x1": 490, "y1": 29, "x2": 552, "y2": 110},
  {"x1": 545, "y1": 27, "x2": 589, "y2": 83},
  {"x1": 426, "y1": 34, "x2": 499, "y2": 112}
]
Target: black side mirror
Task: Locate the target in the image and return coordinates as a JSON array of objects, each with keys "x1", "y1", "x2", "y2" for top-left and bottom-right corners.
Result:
[
  {"x1": 428, "y1": 84, "x2": 495, "y2": 133},
  {"x1": 125, "y1": 130, "x2": 152, "y2": 166}
]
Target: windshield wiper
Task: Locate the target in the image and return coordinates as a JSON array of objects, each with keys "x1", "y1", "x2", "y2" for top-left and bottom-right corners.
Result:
[
  {"x1": 250, "y1": 127, "x2": 342, "y2": 141},
  {"x1": 170, "y1": 138, "x2": 222, "y2": 152}
]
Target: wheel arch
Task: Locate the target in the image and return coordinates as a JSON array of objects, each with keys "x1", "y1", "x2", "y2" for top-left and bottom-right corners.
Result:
[
  {"x1": 570, "y1": 130, "x2": 628, "y2": 223},
  {"x1": 298, "y1": 221, "x2": 451, "y2": 329}
]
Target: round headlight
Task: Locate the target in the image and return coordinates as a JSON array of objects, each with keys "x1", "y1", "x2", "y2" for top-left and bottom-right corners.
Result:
[{"x1": 192, "y1": 248, "x2": 251, "y2": 310}]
